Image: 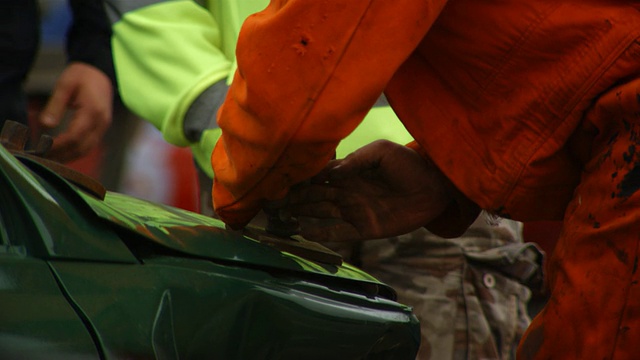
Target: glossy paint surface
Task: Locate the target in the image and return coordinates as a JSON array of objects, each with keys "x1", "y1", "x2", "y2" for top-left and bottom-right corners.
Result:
[{"x1": 0, "y1": 145, "x2": 420, "y2": 359}]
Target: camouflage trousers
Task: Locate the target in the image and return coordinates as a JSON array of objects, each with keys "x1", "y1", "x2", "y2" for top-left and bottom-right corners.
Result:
[{"x1": 330, "y1": 213, "x2": 542, "y2": 360}]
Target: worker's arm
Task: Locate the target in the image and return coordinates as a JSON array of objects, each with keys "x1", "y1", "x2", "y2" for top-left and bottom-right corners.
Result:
[
  {"x1": 105, "y1": 1, "x2": 269, "y2": 177},
  {"x1": 67, "y1": 0, "x2": 115, "y2": 83},
  {"x1": 213, "y1": 0, "x2": 449, "y2": 228},
  {"x1": 38, "y1": 0, "x2": 115, "y2": 162},
  {"x1": 104, "y1": 0, "x2": 237, "y2": 175}
]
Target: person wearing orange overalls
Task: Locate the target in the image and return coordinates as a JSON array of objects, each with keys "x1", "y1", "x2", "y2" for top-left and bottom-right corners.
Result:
[{"x1": 211, "y1": 1, "x2": 640, "y2": 358}]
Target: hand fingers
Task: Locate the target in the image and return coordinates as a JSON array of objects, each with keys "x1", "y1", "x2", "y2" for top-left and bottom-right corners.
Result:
[
  {"x1": 325, "y1": 142, "x2": 388, "y2": 181},
  {"x1": 290, "y1": 200, "x2": 343, "y2": 219},
  {"x1": 48, "y1": 132, "x2": 97, "y2": 163},
  {"x1": 309, "y1": 159, "x2": 343, "y2": 184},
  {"x1": 40, "y1": 84, "x2": 72, "y2": 129},
  {"x1": 300, "y1": 221, "x2": 363, "y2": 242},
  {"x1": 303, "y1": 154, "x2": 375, "y2": 189},
  {"x1": 288, "y1": 183, "x2": 344, "y2": 205},
  {"x1": 40, "y1": 62, "x2": 113, "y2": 163},
  {"x1": 48, "y1": 109, "x2": 107, "y2": 162}
]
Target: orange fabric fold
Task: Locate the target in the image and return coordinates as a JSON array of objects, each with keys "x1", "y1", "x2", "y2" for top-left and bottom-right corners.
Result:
[{"x1": 519, "y1": 78, "x2": 640, "y2": 359}]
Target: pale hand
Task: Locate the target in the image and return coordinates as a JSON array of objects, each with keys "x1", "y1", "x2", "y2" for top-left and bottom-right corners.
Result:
[{"x1": 39, "y1": 62, "x2": 113, "y2": 163}]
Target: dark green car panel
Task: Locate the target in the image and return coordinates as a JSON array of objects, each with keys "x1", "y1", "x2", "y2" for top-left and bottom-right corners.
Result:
[
  {"x1": 0, "y1": 258, "x2": 100, "y2": 358},
  {"x1": 0, "y1": 144, "x2": 420, "y2": 359},
  {"x1": 0, "y1": 150, "x2": 138, "y2": 263},
  {"x1": 51, "y1": 259, "x2": 418, "y2": 359}
]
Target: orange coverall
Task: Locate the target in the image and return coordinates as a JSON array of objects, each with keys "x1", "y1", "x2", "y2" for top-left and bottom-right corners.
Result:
[{"x1": 212, "y1": 0, "x2": 640, "y2": 358}]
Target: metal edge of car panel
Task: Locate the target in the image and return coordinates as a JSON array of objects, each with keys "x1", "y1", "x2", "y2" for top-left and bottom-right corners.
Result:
[
  {"x1": 0, "y1": 258, "x2": 102, "y2": 359},
  {"x1": 0, "y1": 145, "x2": 138, "y2": 263}
]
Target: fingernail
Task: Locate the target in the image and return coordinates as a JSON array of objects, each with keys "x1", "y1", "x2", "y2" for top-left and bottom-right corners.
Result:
[{"x1": 41, "y1": 114, "x2": 55, "y2": 126}]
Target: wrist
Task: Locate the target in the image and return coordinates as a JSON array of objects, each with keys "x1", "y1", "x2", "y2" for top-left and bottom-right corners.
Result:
[{"x1": 407, "y1": 141, "x2": 480, "y2": 237}]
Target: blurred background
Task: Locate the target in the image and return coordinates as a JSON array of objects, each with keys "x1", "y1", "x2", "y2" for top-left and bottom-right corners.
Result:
[{"x1": 27, "y1": 0, "x2": 199, "y2": 212}]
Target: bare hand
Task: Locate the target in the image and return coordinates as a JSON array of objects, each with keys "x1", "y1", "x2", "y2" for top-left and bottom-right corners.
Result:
[
  {"x1": 287, "y1": 140, "x2": 454, "y2": 242},
  {"x1": 39, "y1": 62, "x2": 113, "y2": 163}
]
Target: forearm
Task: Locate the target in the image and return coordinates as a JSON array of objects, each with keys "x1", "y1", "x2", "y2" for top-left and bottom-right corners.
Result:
[
  {"x1": 106, "y1": 0, "x2": 231, "y2": 146},
  {"x1": 406, "y1": 140, "x2": 480, "y2": 237},
  {"x1": 68, "y1": 0, "x2": 115, "y2": 84},
  {"x1": 213, "y1": 0, "x2": 450, "y2": 227}
]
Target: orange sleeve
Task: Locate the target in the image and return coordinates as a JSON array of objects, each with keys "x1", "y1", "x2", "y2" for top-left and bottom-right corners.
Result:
[{"x1": 212, "y1": 0, "x2": 449, "y2": 228}]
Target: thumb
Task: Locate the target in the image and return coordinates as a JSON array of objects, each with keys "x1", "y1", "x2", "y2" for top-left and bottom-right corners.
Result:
[
  {"x1": 328, "y1": 146, "x2": 379, "y2": 181},
  {"x1": 40, "y1": 84, "x2": 73, "y2": 129},
  {"x1": 327, "y1": 140, "x2": 405, "y2": 182}
]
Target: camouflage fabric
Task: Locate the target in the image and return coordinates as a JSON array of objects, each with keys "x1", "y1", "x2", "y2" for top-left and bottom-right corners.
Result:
[{"x1": 331, "y1": 212, "x2": 542, "y2": 360}]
